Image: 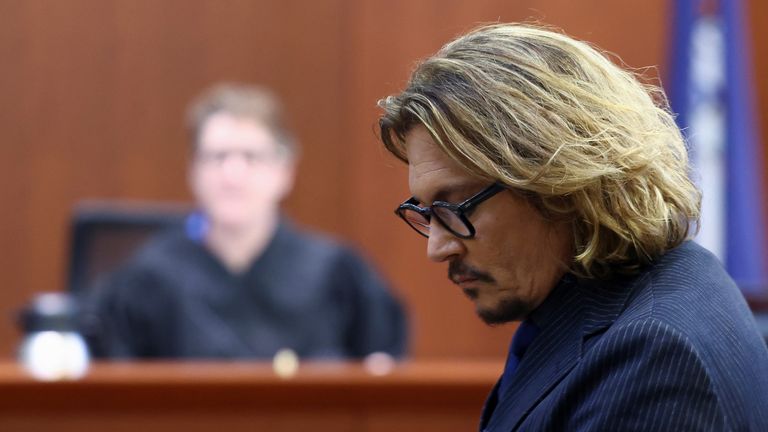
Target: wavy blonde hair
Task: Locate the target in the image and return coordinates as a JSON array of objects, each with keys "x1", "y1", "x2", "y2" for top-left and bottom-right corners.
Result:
[{"x1": 379, "y1": 23, "x2": 700, "y2": 279}]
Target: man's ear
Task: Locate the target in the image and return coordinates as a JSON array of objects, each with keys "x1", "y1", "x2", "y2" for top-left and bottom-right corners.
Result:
[
  {"x1": 187, "y1": 157, "x2": 199, "y2": 199},
  {"x1": 276, "y1": 158, "x2": 297, "y2": 201}
]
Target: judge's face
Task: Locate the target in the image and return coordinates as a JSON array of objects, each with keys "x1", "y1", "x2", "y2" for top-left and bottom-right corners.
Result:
[
  {"x1": 404, "y1": 125, "x2": 572, "y2": 324},
  {"x1": 190, "y1": 112, "x2": 294, "y2": 229}
]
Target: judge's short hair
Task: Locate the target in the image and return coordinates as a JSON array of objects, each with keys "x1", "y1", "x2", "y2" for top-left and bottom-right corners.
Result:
[{"x1": 186, "y1": 83, "x2": 297, "y2": 157}]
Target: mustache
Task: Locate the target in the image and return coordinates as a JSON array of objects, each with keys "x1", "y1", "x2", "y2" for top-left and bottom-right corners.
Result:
[{"x1": 448, "y1": 260, "x2": 495, "y2": 284}]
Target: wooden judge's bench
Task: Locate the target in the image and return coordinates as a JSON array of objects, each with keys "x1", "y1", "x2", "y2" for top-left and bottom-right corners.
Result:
[{"x1": 0, "y1": 360, "x2": 502, "y2": 432}]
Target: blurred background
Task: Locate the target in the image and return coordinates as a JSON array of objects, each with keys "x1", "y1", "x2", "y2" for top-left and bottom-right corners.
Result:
[{"x1": 0, "y1": 0, "x2": 765, "y2": 360}]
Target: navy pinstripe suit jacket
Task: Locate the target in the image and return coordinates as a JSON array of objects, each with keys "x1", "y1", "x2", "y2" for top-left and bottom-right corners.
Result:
[{"x1": 480, "y1": 241, "x2": 768, "y2": 431}]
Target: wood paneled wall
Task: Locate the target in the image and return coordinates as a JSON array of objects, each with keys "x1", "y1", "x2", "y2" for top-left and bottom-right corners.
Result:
[{"x1": 0, "y1": 0, "x2": 763, "y2": 359}]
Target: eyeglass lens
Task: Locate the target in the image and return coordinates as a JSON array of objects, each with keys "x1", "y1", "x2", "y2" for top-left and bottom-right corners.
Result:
[
  {"x1": 432, "y1": 206, "x2": 471, "y2": 237},
  {"x1": 400, "y1": 208, "x2": 430, "y2": 236},
  {"x1": 400, "y1": 206, "x2": 471, "y2": 238}
]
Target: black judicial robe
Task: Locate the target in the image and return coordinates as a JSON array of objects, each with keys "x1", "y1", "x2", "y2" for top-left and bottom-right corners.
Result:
[{"x1": 84, "y1": 219, "x2": 407, "y2": 359}]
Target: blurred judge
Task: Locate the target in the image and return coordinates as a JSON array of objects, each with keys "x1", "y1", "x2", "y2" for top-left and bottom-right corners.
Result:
[{"x1": 86, "y1": 83, "x2": 407, "y2": 360}]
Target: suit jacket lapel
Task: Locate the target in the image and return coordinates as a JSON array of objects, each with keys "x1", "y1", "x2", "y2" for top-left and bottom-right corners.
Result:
[
  {"x1": 486, "y1": 284, "x2": 583, "y2": 431},
  {"x1": 485, "y1": 274, "x2": 639, "y2": 431},
  {"x1": 479, "y1": 378, "x2": 501, "y2": 431}
]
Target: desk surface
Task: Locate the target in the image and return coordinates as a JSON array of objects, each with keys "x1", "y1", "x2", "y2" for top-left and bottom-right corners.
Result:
[{"x1": 0, "y1": 360, "x2": 503, "y2": 432}]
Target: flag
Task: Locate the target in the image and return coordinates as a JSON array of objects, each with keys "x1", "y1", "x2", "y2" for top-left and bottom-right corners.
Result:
[{"x1": 669, "y1": 0, "x2": 767, "y2": 293}]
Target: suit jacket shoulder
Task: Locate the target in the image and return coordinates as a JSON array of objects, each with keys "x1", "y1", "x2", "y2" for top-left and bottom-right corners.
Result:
[{"x1": 483, "y1": 242, "x2": 768, "y2": 431}]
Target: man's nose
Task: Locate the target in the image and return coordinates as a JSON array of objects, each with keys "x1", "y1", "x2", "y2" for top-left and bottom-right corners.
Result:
[
  {"x1": 426, "y1": 221, "x2": 464, "y2": 262},
  {"x1": 220, "y1": 153, "x2": 250, "y2": 178}
]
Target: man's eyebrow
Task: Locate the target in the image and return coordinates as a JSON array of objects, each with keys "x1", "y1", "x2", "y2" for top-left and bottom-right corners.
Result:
[{"x1": 414, "y1": 182, "x2": 479, "y2": 205}]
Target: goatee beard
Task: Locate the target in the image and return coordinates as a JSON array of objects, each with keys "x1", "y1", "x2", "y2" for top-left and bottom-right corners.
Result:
[{"x1": 477, "y1": 297, "x2": 534, "y2": 325}]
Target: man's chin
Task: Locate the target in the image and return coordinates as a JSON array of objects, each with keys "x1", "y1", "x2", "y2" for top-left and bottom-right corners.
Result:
[{"x1": 476, "y1": 298, "x2": 533, "y2": 326}]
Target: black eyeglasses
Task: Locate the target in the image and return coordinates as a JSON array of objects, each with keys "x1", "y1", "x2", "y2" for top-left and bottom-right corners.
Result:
[{"x1": 395, "y1": 183, "x2": 506, "y2": 239}]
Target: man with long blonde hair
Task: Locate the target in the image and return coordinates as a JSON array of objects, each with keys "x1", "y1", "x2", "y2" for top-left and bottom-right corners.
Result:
[{"x1": 379, "y1": 23, "x2": 768, "y2": 430}]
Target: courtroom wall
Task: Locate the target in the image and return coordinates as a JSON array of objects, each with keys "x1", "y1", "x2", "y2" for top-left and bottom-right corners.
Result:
[{"x1": 0, "y1": 0, "x2": 764, "y2": 359}]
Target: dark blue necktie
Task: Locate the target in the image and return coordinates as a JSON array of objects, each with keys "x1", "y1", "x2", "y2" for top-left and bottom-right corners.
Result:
[{"x1": 498, "y1": 319, "x2": 539, "y2": 397}]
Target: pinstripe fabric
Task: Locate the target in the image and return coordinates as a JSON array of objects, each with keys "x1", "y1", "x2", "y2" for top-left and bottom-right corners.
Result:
[
  {"x1": 499, "y1": 320, "x2": 539, "y2": 396},
  {"x1": 480, "y1": 241, "x2": 768, "y2": 431}
]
